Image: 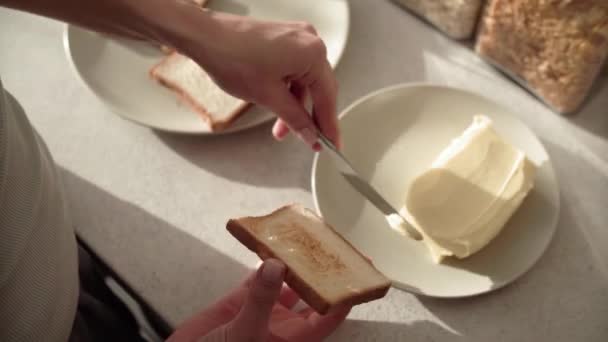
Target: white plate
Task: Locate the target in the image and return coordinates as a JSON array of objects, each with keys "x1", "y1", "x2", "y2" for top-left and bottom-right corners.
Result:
[
  {"x1": 64, "y1": 0, "x2": 350, "y2": 134},
  {"x1": 312, "y1": 84, "x2": 560, "y2": 298}
]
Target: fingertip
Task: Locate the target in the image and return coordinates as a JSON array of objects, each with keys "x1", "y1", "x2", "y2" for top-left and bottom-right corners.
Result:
[
  {"x1": 273, "y1": 130, "x2": 287, "y2": 141},
  {"x1": 272, "y1": 120, "x2": 290, "y2": 141},
  {"x1": 259, "y1": 259, "x2": 286, "y2": 285}
]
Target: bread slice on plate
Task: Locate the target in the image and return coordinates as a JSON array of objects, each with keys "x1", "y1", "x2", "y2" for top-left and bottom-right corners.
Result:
[
  {"x1": 227, "y1": 204, "x2": 392, "y2": 314},
  {"x1": 150, "y1": 53, "x2": 250, "y2": 131}
]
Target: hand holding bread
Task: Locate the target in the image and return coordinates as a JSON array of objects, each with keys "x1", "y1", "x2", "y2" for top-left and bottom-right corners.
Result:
[
  {"x1": 227, "y1": 205, "x2": 391, "y2": 314},
  {"x1": 170, "y1": 205, "x2": 385, "y2": 342},
  {"x1": 168, "y1": 259, "x2": 351, "y2": 342}
]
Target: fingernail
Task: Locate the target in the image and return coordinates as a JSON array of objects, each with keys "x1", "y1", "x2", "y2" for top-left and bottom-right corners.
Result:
[
  {"x1": 272, "y1": 126, "x2": 287, "y2": 141},
  {"x1": 261, "y1": 259, "x2": 285, "y2": 284},
  {"x1": 298, "y1": 128, "x2": 318, "y2": 146}
]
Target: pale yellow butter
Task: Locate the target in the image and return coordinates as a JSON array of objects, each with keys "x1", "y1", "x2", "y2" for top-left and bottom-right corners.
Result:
[{"x1": 401, "y1": 115, "x2": 536, "y2": 263}]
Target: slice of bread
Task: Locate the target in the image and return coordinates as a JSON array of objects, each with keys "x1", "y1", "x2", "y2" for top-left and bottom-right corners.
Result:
[
  {"x1": 227, "y1": 204, "x2": 391, "y2": 314},
  {"x1": 150, "y1": 53, "x2": 250, "y2": 131}
]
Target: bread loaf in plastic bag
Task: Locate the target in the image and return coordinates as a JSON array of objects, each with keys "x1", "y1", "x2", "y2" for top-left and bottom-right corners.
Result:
[{"x1": 476, "y1": 0, "x2": 608, "y2": 114}]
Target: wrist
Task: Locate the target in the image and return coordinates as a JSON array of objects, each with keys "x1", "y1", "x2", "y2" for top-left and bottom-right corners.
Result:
[{"x1": 129, "y1": 0, "x2": 220, "y2": 58}]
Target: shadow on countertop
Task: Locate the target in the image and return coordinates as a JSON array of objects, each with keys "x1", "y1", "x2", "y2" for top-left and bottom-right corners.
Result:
[
  {"x1": 154, "y1": 122, "x2": 315, "y2": 191},
  {"x1": 417, "y1": 141, "x2": 608, "y2": 342},
  {"x1": 565, "y1": 76, "x2": 608, "y2": 141},
  {"x1": 60, "y1": 168, "x2": 250, "y2": 327},
  {"x1": 329, "y1": 319, "x2": 461, "y2": 341}
]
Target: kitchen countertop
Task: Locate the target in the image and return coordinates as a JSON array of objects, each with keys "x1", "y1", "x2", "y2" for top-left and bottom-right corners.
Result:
[{"x1": 1, "y1": 1, "x2": 607, "y2": 341}]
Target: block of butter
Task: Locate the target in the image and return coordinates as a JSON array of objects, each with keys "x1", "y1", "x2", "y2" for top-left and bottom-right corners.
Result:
[{"x1": 399, "y1": 115, "x2": 536, "y2": 263}]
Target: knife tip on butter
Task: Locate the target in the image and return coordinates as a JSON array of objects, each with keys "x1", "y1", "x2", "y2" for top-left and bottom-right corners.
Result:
[{"x1": 386, "y1": 213, "x2": 423, "y2": 241}]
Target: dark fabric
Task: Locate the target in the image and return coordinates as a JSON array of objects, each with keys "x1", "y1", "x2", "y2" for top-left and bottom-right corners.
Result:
[{"x1": 68, "y1": 244, "x2": 145, "y2": 342}]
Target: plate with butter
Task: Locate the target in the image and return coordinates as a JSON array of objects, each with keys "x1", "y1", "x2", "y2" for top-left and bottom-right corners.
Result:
[{"x1": 312, "y1": 84, "x2": 559, "y2": 297}]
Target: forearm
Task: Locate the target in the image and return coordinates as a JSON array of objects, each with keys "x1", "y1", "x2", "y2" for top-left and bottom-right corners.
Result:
[
  {"x1": 1, "y1": 0, "x2": 340, "y2": 147},
  {"x1": 1, "y1": 0, "x2": 214, "y2": 50}
]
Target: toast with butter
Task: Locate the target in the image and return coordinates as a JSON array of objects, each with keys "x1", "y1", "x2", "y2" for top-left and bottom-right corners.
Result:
[{"x1": 226, "y1": 204, "x2": 391, "y2": 314}]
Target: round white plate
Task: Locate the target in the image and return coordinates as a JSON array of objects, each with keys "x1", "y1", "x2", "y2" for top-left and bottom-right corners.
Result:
[
  {"x1": 312, "y1": 84, "x2": 560, "y2": 298},
  {"x1": 64, "y1": 0, "x2": 350, "y2": 134}
]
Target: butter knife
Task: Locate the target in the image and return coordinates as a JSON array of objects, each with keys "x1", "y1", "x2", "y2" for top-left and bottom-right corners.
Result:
[{"x1": 316, "y1": 131, "x2": 422, "y2": 240}]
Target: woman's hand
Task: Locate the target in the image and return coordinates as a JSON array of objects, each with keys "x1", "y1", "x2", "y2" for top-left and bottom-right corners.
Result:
[
  {"x1": 174, "y1": 10, "x2": 340, "y2": 149},
  {"x1": 168, "y1": 259, "x2": 350, "y2": 342},
  {"x1": 2, "y1": 0, "x2": 340, "y2": 149}
]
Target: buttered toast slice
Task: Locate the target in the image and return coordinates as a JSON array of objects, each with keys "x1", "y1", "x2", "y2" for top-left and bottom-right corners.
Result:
[{"x1": 227, "y1": 204, "x2": 391, "y2": 314}]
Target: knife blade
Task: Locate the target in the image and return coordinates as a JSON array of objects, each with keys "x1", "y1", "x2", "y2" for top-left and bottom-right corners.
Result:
[{"x1": 316, "y1": 132, "x2": 422, "y2": 240}]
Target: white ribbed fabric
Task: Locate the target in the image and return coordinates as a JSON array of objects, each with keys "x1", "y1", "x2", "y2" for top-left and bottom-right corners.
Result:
[{"x1": 0, "y1": 80, "x2": 78, "y2": 342}]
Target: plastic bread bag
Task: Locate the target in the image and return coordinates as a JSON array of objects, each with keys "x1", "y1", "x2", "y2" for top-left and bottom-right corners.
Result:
[
  {"x1": 392, "y1": 0, "x2": 486, "y2": 39},
  {"x1": 476, "y1": 0, "x2": 608, "y2": 114}
]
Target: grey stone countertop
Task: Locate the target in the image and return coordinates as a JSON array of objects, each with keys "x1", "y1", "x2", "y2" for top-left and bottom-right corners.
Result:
[{"x1": 1, "y1": 0, "x2": 607, "y2": 341}]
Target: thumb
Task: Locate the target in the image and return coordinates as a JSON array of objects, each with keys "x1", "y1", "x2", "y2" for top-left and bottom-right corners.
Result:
[{"x1": 227, "y1": 259, "x2": 286, "y2": 341}]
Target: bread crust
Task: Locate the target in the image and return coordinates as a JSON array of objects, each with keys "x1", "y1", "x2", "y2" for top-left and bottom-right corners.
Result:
[
  {"x1": 149, "y1": 53, "x2": 251, "y2": 131},
  {"x1": 226, "y1": 205, "x2": 391, "y2": 315}
]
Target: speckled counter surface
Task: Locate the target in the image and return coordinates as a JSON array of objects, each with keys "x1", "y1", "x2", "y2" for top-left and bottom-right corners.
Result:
[{"x1": 1, "y1": 1, "x2": 607, "y2": 341}]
